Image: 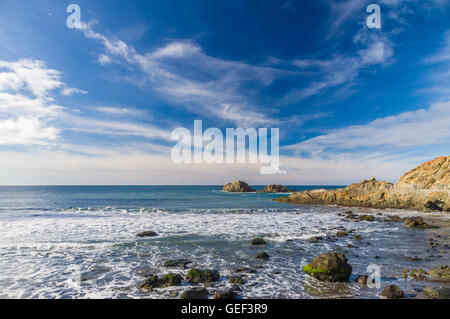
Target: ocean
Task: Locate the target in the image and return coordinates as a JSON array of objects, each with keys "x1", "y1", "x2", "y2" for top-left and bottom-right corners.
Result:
[{"x1": 0, "y1": 186, "x2": 448, "y2": 299}]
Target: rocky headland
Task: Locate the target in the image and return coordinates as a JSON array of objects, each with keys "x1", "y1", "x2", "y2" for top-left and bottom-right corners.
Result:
[{"x1": 275, "y1": 156, "x2": 450, "y2": 212}]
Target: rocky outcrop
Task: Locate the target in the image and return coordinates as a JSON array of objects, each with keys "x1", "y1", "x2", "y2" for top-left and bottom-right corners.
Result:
[
  {"x1": 424, "y1": 286, "x2": 450, "y2": 299},
  {"x1": 381, "y1": 285, "x2": 404, "y2": 298},
  {"x1": 275, "y1": 156, "x2": 450, "y2": 212},
  {"x1": 303, "y1": 252, "x2": 352, "y2": 282},
  {"x1": 186, "y1": 269, "x2": 220, "y2": 283},
  {"x1": 257, "y1": 184, "x2": 296, "y2": 193},
  {"x1": 223, "y1": 180, "x2": 255, "y2": 192}
]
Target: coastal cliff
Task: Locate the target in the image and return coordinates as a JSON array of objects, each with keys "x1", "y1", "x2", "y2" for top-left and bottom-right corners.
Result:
[{"x1": 276, "y1": 156, "x2": 450, "y2": 212}]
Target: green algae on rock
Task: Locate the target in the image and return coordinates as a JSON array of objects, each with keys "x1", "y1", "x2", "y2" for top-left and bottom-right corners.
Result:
[
  {"x1": 186, "y1": 269, "x2": 220, "y2": 283},
  {"x1": 303, "y1": 252, "x2": 352, "y2": 282}
]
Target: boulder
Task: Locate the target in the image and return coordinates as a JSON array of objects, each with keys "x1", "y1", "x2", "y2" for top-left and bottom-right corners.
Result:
[
  {"x1": 303, "y1": 252, "x2": 352, "y2": 282},
  {"x1": 163, "y1": 259, "x2": 191, "y2": 269},
  {"x1": 136, "y1": 230, "x2": 158, "y2": 237},
  {"x1": 356, "y1": 275, "x2": 368, "y2": 285},
  {"x1": 229, "y1": 275, "x2": 245, "y2": 284},
  {"x1": 186, "y1": 269, "x2": 220, "y2": 283},
  {"x1": 423, "y1": 286, "x2": 450, "y2": 299},
  {"x1": 403, "y1": 217, "x2": 434, "y2": 229},
  {"x1": 251, "y1": 237, "x2": 267, "y2": 245},
  {"x1": 428, "y1": 265, "x2": 450, "y2": 281},
  {"x1": 140, "y1": 273, "x2": 182, "y2": 292},
  {"x1": 381, "y1": 285, "x2": 404, "y2": 298},
  {"x1": 180, "y1": 287, "x2": 210, "y2": 299},
  {"x1": 213, "y1": 289, "x2": 238, "y2": 299},
  {"x1": 254, "y1": 251, "x2": 270, "y2": 260},
  {"x1": 223, "y1": 181, "x2": 255, "y2": 192}
]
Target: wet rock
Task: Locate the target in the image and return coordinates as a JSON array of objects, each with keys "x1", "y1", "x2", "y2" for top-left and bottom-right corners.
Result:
[
  {"x1": 140, "y1": 273, "x2": 182, "y2": 292},
  {"x1": 136, "y1": 230, "x2": 158, "y2": 237},
  {"x1": 213, "y1": 289, "x2": 238, "y2": 299},
  {"x1": 423, "y1": 286, "x2": 450, "y2": 299},
  {"x1": 223, "y1": 181, "x2": 255, "y2": 192},
  {"x1": 251, "y1": 237, "x2": 267, "y2": 245},
  {"x1": 258, "y1": 184, "x2": 296, "y2": 193},
  {"x1": 140, "y1": 275, "x2": 161, "y2": 292},
  {"x1": 356, "y1": 275, "x2": 368, "y2": 285},
  {"x1": 399, "y1": 268, "x2": 427, "y2": 279},
  {"x1": 302, "y1": 252, "x2": 352, "y2": 282},
  {"x1": 163, "y1": 259, "x2": 192, "y2": 269},
  {"x1": 168, "y1": 290, "x2": 179, "y2": 298},
  {"x1": 381, "y1": 285, "x2": 404, "y2": 299},
  {"x1": 180, "y1": 287, "x2": 210, "y2": 299},
  {"x1": 428, "y1": 265, "x2": 450, "y2": 281},
  {"x1": 387, "y1": 215, "x2": 402, "y2": 222},
  {"x1": 229, "y1": 275, "x2": 245, "y2": 284},
  {"x1": 336, "y1": 231, "x2": 348, "y2": 237},
  {"x1": 234, "y1": 267, "x2": 250, "y2": 273},
  {"x1": 186, "y1": 269, "x2": 220, "y2": 283},
  {"x1": 254, "y1": 252, "x2": 270, "y2": 260},
  {"x1": 359, "y1": 215, "x2": 375, "y2": 222},
  {"x1": 354, "y1": 235, "x2": 362, "y2": 241},
  {"x1": 160, "y1": 273, "x2": 183, "y2": 287},
  {"x1": 403, "y1": 217, "x2": 436, "y2": 229}
]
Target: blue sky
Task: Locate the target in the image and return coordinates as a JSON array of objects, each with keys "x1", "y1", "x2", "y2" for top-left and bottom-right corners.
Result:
[{"x1": 0, "y1": 0, "x2": 449, "y2": 185}]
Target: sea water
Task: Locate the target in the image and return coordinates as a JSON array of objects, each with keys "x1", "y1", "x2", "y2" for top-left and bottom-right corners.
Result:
[{"x1": 0, "y1": 186, "x2": 448, "y2": 299}]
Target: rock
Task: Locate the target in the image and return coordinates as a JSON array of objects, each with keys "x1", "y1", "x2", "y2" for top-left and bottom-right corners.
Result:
[
  {"x1": 229, "y1": 275, "x2": 245, "y2": 284},
  {"x1": 424, "y1": 200, "x2": 444, "y2": 211},
  {"x1": 359, "y1": 215, "x2": 375, "y2": 222},
  {"x1": 186, "y1": 269, "x2": 220, "y2": 283},
  {"x1": 274, "y1": 156, "x2": 450, "y2": 212},
  {"x1": 356, "y1": 275, "x2": 368, "y2": 285},
  {"x1": 399, "y1": 268, "x2": 427, "y2": 279},
  {"x1": 254, "y1": 252, "x2": 270, "y2": 260},
  {"x1": 136, "y1": 230, "x2": 158, "y2": 237},
  {"x1": 251, "y1": 237, "x2": 267, "y2": 245},
  {"x1": 180, "y1": 287, "x2": 210, "y2": 299},
  {"x1": 258, "y1": 184, "x2": 296, "y2": 193},
  {"x1": 428, "y1": 265, "x2": 450, "y2": 281},
  {"x1": 159, "y1": 273, "x2": 183, "y2": 287},
  {"x1": 381, "y1": 285, "x2": 404, "y2": 299},
  {"x1": 354, "y1": 235, "x2": 362, "y2": 240},
  {"x1": 140, "y1": 275, "x2": 161, "y2": 292},
  {"x1": 213, "y1": 289, "x2": 238, "y2": 299},
  {"x1": 303, "y1": 252, "x2": 352, "y2": 282},
  {"x1": 168, "y1": 290, "x2": 179, "y2": 298},
  {"x1": 423, "y1": 286, "x2": 450, "y2": 299},
  {"x1": 140, "y1": 273, "x2": 182, "y2": 292},
  {"x1": 163, "y1": 259, "x2": 191, "y2": 269},
  {"x1": 223, "y1": 181, "x2": 255, "y2": 192},
  {"x1": 336, "y1": 231, "x2": 348, "y2": 237},
  {"x1": 403, "y1": 217, "x2": 433, "y2": 229}
]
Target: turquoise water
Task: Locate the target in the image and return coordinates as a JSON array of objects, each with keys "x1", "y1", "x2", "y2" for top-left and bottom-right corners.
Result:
[{"x1": 0, "y1": 186, "x2": 448, "y2": 299}]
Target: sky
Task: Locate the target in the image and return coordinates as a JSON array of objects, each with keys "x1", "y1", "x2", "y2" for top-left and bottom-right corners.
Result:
[{"x1": 0, "y1": 0, "x2": 449, "y2": 185}]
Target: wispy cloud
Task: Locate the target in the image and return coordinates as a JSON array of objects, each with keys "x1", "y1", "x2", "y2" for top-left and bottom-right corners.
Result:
[
  {"x1": 285, "y1": 100, "x2": 450, "y2": 154},
  {"x1": 77, "y1": 23, "x2": 289, "y2": 126}
]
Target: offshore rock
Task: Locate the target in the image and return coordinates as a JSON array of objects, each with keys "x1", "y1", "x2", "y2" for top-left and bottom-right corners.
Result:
[{"x1": 223, "y1": 181, "x2": 255, "y2": 192}]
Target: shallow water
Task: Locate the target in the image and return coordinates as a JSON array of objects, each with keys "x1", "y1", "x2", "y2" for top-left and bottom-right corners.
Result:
[{"x1": 0, "y1": 186, "x2": 448, "y2": 299}]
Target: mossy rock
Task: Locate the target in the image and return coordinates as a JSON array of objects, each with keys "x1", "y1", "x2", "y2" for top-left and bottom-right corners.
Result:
[
  {"x1": 140, "y1": 275, "x2": 161, "y2": 292},
  {"x1": 160, "y1": 273, "x2": 183, "y2": 287},
  {"x1": 428, "y1": 265, "x2": 450, "y2": 281},
  {"x1": 180, "y1": 287, "x2": 210, "y2": 299},
  {"x1": 336, "y1": 231, "x2": 348, "y2": 237},
  {"x1": 381, "y1": 285, "x2": 404, "y2": 298},
  {"x1": 359, "y1": 215, "x2": 375, "y2": 222},
  {"x1": 186, "y1": 269, "x2": 220, "y2": 283},
  {"x1": 302, "y1": 252, "x2": 352, "y2": 282}
]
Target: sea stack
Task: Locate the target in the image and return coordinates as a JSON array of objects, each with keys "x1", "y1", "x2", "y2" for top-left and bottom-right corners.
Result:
[{"x1": 223, "y1": 180, "x2": 255, "y2": 192}]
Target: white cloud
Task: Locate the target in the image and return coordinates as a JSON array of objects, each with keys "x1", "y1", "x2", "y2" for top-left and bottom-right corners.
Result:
[
  {"x1": 0, "y1": 116, "x2": 58, "y2": 145},
  {"x1": 285, "y1": 100, "x2": 450, "y2": 153},
  {"x1": 424, "y1": 31, "x2": 450, "y2": 64},
  {"x1": 61, "y1": 87, "x2": 88, "y2": 96},
  {"x1": 97, "y1": 54, "x2": 112, "y2": 65},
  {"x1": 77, "y1": 24, "x2": 286, "y2": 126}
]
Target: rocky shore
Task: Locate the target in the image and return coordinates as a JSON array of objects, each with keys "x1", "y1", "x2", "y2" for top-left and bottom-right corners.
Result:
[{"x1": 275, "y1": 156, "x2": 450, "y2": 212}]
